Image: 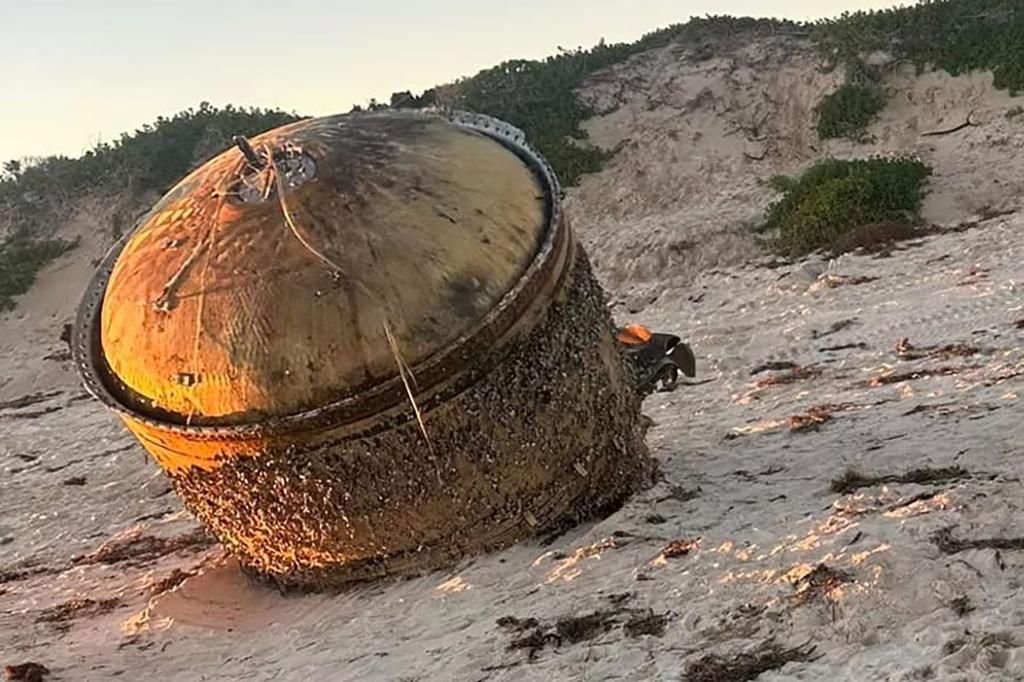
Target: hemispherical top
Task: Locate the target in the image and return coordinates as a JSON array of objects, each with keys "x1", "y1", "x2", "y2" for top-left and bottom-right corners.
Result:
[{"x1": 97, "y1": 110, "x2": 555, "y2": 425}]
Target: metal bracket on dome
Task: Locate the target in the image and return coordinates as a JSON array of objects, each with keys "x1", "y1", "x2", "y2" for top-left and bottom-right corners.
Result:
[
  {"x1": 233, "y1": 135, "x2": 267, "y2": 170},
  {"x1": 232, "y1": 139, "x2": 317, "y2": 204},
  {"x1": 438, "y1": 110, "x2": 529, "y2": 147},
  {"x1": 616, "y1": 324, "x2": 697, "y2": 396}
]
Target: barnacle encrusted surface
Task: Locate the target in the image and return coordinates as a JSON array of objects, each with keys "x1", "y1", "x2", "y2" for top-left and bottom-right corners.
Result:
[
  {"x1": 170, "y1": 252, "x2": 652, "y2": 589},
  {"x1": 74, "y1": 109, "x2": 652, "y2": 589}
]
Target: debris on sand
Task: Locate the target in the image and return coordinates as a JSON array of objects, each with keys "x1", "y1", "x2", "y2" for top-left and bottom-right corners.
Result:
[
  {"x1": 0, "y1": 406, "x2": 62, "y2": 421},
  {"x1": 652, "y1": 485, "x2": 701, "y2": 505},
  {"x1": 811, "y1": 319, "x2": 858, "y2": 340},
  {"x1": 555, "y1": 611, "x2": 619, "y2": 644},
  {"x1": 863, "y1": 365, "x2": 972, "y2": 387},
  {"x1": 735, "y1": 403, "x2": 858, "y2": 437},
  {"x1": 496, "y1": 616, "x2": 540, "y2": 632},
  {"x1": 684, "y1": 640, "x2": 818, "y2": 682},
  {"x1": 942, "y1": 631, "x2": 1018, "y2": 656},
  {"x1": 985, "y1": 366, "x2": 1024, "y2": 386},
  {"x1": 787, "y1": 405, "x2": 834, "y2": 432},
  {"x1": 831, "y1": 466, "x2": 971, "y2": 494},
  {"x1": 605, "y1": 592, "x2": 635, "y2": 607},
  {"x1": 809, "y1": 273, "x2": 879, "y2": 291},
  {"x1": 62, "y1": 476, "x2": 87, "y2": 486},
  {"x1": 753, "y1": 365, "x2": 822, "y2": 389},
  {"x1": 36, "y1": 598, "x2": 120, "y2": 632},
  {"x1": 1015, "y1": 319, "x2": 1024, "y2": 329},
  {"x1": 894, "y1": 337, "x2": 981, "y2": 361},
  {"x1": 830, "y1": 221, "x2": 920, "y2": 255},
  {"x1": 0, "y1": 392, "x2": 62, "y2": 411},
  {"x1": 957, "y1": 264, "x2": 990, "y2": 286},
  {"x1": 148, "y1": 568, "x2": 197, "y2": 597},
  {"x1": 72, "y1": 528, "x2": 215, "y2": 568},
  {"x1": 660, "y1": 538, "x2": 702, "y2": 559},
  {"x1": 932, "y1": 527, "x2": 1024, "y2": 554},
  {"x1": 623, "y1": 610, "x2": 669, "y2": 638},
  {"x1": 893, "y1": 337, "x2": 913, "y2": 355},
  {"x1": 4, "y1": 662, "x2": 50, "y2": 682},
  {"x1": 59, "y1": 323, "x2": 73, "y2": 350},
  {"x1": 0, "y1": 562, "x2": 54, "y2": 586},
  {"x1": 503, "y1": 610, "x2": 620, "y2": 659},
  {"x1": 506, "y1": 627, "x2": 560, "y2": 660},
  {"x1": 884, "y1": 490, "x2": 944, "y2": 514},
  {"x1": 820, "y1": 342, "x2": 869, "y2": 352},
  {"x1": 949, "y1": 595, "x2": 974, "y2": 617},
  {"x1": 902, "y1": 401, "x2": 965, "y2": 417},
  {"x1": 501, "y1": 605, "x2": 672, "y2": 659},
  {"x1": 750, "y1": 361, "x2": 799, "y2": 376},
  {"x1": 791, "y1": 565, "x2": 854, "y2": 606}
]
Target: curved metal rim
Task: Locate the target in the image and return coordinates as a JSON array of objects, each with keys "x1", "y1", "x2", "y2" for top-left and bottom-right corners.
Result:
[{"x1": 72, "y1": 108, "x2": 571, "y2": 441}]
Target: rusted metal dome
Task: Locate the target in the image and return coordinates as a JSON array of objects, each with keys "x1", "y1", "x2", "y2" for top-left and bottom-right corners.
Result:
[
  {"x1": 74, "y1": 109, "x2": 652, "y2": 589},
  {"x1": 97, "y1": 111, "x2": 550, "y2": 426}
]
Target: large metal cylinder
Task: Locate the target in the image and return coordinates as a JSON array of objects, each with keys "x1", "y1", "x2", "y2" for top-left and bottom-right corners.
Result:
[{"x1": 73, "y1": 109, "x2": 652, "y2": 589}]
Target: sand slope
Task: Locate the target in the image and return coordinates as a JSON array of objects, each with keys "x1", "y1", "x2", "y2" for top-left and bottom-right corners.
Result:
[{"x1": 569, "y1": 37, "x2": 1024, "y2": 308}]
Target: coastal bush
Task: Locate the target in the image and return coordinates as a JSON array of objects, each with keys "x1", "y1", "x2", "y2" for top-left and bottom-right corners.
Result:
[
  {"x1": 0, "y1": 235, "x2": 80, "y2": 311},
  {"x1": 0, "y1": 103, "x2": 300, "y2": 310},
  {"x1": 450, "y1": 17, "x2": 803, "y2": 187},
  {"x1": 812, "y1": 1, "x2": 1024, "y2": 140},
  {"x1": 815, "y1": 83, "x2": 886, "y2": 140},
  {"x1": 762, "y1": 157, "x2": 931, "y2": 257}
]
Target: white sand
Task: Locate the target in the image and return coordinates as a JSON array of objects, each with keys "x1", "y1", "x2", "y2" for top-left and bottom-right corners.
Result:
[{"x1": 2, "y1": 34, "x2": 1024, "y2": 682}]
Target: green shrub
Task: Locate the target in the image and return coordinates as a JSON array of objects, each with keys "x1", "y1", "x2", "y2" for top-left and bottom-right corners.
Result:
[
  {"x1": 762, "y1": 157, "x2": 931, "y2": 257},
  {"x1": 766, "y1": 175, "x2": 798, "y2": 193},
  {"x1": 451, "y1": 2, "x2": 1024, "y2": 177},
  {"x1": 0, "y1": 235, "x2": 80, "y2": 311},
  {"x1": 812, "y1": 2, "x2": 1024, "y2": 141},
  {"x1": 815, "y1": 83, "x2": 886, "y2": 140},
  {"x1": 815, "y1": 1, "x2": 1024, "y2": 94}
]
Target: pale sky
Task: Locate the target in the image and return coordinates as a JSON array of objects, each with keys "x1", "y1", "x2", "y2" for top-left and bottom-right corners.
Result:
[{"x1": 0, "y1": 0, "x2": 901, "y2": 163}]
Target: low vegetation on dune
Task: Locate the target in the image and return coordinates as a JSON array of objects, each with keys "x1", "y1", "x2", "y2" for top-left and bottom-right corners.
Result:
[
  {"x1": 447, "y1": 17, "x2": 804, "y2": 188},
  {"x1": 1, "y1": 103, "x2": 300, "y2": 238},
  {"x1": 1, "y1": 1, "x2": 1021, "y2": 309},
  {"x1": 447, "y1": 1, "x2": 1024, "y2": 168},
  {"x1": 761, "y1": 157, "x2": 932, "y2": 257},
  {"x1": 814, "y1": 77, "x2": 886, "y2": 142},
  {"x1": 0, "y1": 235, "x2": 80, "y2": 311},
  {"x1": 0, "y1": 104, "x2": 300, "y2": 311},
  {"x1": 813, "y1": 0, "x2": 1024, "y2": 139}
]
